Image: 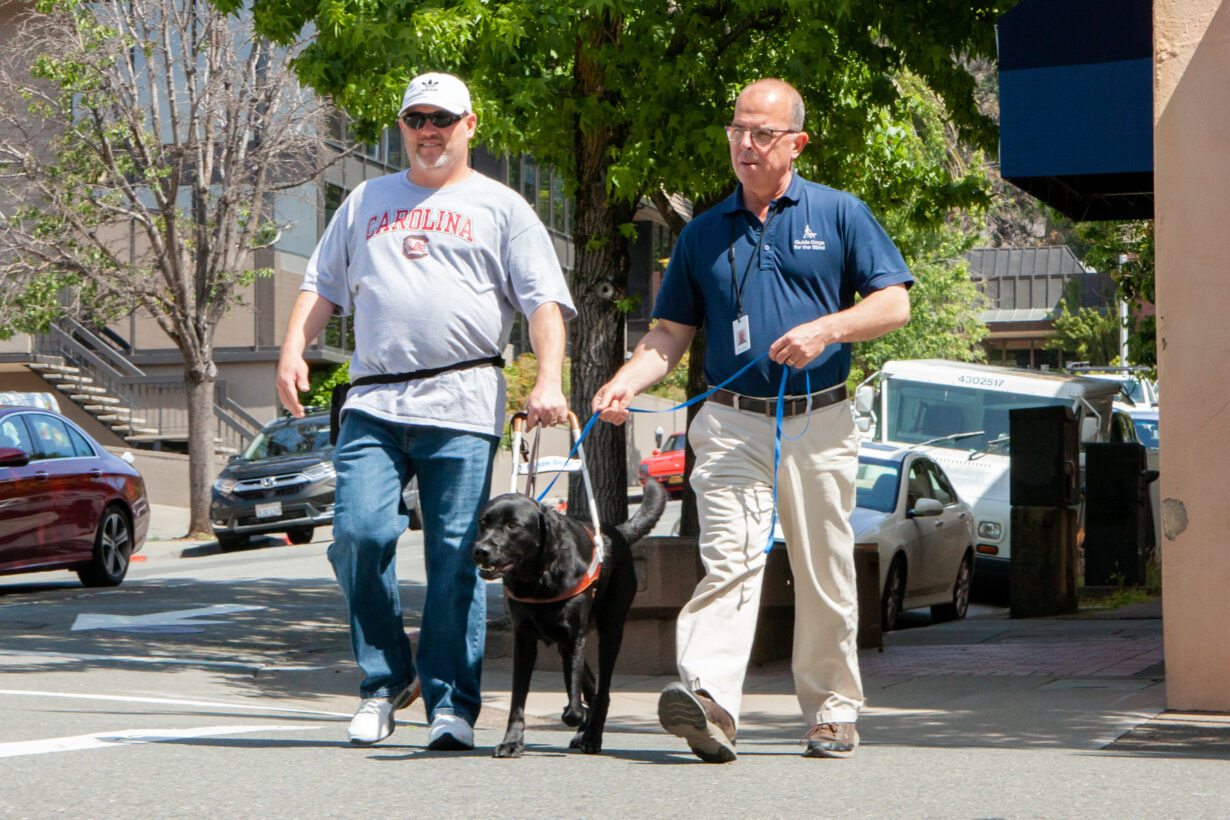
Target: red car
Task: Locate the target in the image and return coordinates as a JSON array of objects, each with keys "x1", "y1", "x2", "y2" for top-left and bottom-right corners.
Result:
[
  {"x1": 0, "y1": 405, "x2": 149, "y2": 586},
  {"x1": 639, "y1": 431, "x2": 686, "y2": 496}
]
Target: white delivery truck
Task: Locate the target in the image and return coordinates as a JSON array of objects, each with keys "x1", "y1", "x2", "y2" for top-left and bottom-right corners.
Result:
[{"x1": 853, "y1": 360, "x2": 1123, "y2": 587}]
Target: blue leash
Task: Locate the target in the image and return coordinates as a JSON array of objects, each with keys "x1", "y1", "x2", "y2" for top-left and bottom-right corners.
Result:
[
  {"x1": 536, "y1": 351, "x2": 810, "y2": 554},
  {"x1": 533, "y1": 352, "x2": 768, "y2": 503}
]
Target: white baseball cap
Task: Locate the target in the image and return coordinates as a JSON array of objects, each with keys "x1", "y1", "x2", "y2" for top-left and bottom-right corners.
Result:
[{"x1": 398, "y1": 72, "x2": 472, "y2": 117}]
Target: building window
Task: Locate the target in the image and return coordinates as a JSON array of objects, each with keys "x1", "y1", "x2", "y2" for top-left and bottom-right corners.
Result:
[
  {"x1": 324, "y1": 183, "x2": 348, "y2": 230},
  {"x1": 386, "y1": 126, "x2": 405, "y2": 168}
]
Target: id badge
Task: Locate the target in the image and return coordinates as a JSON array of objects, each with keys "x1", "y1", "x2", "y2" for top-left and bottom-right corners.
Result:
[{"x1": 732, "y1": 314, "x2": 751, "y2": 355}]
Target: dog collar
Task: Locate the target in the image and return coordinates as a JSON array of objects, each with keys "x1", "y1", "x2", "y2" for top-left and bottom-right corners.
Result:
[{"x1": 505, "y1": 525, "x2": 604, "y2": 604}]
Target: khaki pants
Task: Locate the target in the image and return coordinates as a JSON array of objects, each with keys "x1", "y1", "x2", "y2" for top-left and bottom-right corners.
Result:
[{"x1": 677, "y1": 398, "x2": 862, "y2": 728}]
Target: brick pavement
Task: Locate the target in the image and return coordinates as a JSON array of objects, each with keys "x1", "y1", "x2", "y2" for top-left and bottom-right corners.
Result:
[{"x1": 859, "y1": 634, "x2": 1164, "y2": 678}]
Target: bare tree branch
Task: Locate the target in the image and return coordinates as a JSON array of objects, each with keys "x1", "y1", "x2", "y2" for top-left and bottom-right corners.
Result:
[{"x1": 0, "y1": 0, "x2": 345, "y2": 533}]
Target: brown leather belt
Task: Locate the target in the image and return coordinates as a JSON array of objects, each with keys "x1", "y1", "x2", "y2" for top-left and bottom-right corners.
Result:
[{"x1": 707, "y1": 383, "x2": 848, "y2": 418}]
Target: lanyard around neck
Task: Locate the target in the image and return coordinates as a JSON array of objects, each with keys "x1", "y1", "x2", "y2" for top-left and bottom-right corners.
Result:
[{"x1": 727, "y1": 204, "x2": 780, "y2": 317}]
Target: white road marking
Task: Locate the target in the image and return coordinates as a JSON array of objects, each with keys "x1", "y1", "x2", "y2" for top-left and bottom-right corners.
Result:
[
  {"x1": 0, "y1": 647, "x2": 325, "y2": 671},
  {"x1": 0, "y1": 689, "x2": 351, "y2": 719},
  {"x1": 0, "y1": 725, "x2": 320, "y2": 759},
  {"x1": 71, "y1": 604, "x2": 266, "y2": 632}
]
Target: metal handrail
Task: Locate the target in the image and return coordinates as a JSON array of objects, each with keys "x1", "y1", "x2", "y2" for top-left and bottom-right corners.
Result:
[
  {"x1": 59, "y1": 318, "x2": 143, "y2": 377},
  {"x1": 32, "y1": 322, "x2": 257, "y2": 452}
]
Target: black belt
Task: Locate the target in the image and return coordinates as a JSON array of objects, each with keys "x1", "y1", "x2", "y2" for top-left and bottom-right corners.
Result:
[
  {"x1": 329, "y1": 355, "x2": 504, "y2": 444},
  {"x1": 707, "y1": 383, "x2": 848, "y2": 418}
]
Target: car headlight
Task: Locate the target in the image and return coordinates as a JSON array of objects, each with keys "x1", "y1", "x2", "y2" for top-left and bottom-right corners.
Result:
[
  {"x1": 302, "y1": 461, "x2": 336, "y2": 481},
  {"x1": 213, "y1": 477, "x2": 238, "y2": 495},
  {"x1": 977, "y1": 520, "x2": 1003, "y2": 541}
]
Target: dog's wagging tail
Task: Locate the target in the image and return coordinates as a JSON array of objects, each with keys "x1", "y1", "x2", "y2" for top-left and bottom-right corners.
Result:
[{"x1": 472, "y1": 479, "x2": 667, "y2": 757}]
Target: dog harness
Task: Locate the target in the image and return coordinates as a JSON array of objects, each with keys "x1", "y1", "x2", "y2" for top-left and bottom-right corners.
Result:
[{"x1": 504, "y1": 525, "x2": 605, "y2": 604}]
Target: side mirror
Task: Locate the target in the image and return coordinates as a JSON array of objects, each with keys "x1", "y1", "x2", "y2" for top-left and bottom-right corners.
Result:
[
  {"x1": 0, "y1": 446, "x2": 30, "y2": 467},
  {"x1": 907, "y1": 497, "x2": 944, "y2": 518},
  {"x1": 854, "y1": 385, "x2": 875, "y2": 416},
  {"x1": 1079, "y1": 416, "x2": 1098, "y2": 443},
  {"x1": 855, "y1": 416, "x2": 871, "y2": 433},
  {"x1": 1144, "y1": 469, "x2": 1160, "y2": 484},
  {"x1": 651, "y1": 449, "x2": 660, "y2": 456}
]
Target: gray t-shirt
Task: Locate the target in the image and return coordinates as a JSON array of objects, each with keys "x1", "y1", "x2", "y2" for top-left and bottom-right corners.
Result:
[{"x1": 302, "y1": 170, "x2": 575, "y2": 437}]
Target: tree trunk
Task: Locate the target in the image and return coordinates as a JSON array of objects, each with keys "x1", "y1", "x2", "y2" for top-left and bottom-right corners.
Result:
[
  {"x1": 184, "y1": 364, "x2": 215, "y2": 537},
  {"x1": 567, "y1": 15, "x2": 636, "y2": 528},
  {"x1": 567, "y1": 193, "x2": 637, "y2": 528},
  {"x1": 679, "y1": 328, "x2": 706, "y2": 538}
]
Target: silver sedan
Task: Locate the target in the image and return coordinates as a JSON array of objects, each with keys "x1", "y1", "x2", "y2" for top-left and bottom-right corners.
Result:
[{"x1": 854, "y1": 443, "x2": 976, "y2": 630}]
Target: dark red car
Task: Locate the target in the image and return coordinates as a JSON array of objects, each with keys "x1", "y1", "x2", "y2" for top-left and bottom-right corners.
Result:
[
  {"x1": 638, "y1": 431, "x2": 685, "y2": 496},
  {"x1": 0, "y1": 406, "x2": 149, "y2": 586}
]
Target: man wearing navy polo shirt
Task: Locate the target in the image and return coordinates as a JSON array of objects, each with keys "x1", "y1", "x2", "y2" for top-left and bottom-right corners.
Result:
[{"x1": 593, "y1": 78, "x2": 911, "y2": 763}]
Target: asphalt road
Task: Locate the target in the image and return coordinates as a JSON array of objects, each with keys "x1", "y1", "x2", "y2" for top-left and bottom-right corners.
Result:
[{"x1": 1, "y1": 512, "x2": 1227, "y2": 819}]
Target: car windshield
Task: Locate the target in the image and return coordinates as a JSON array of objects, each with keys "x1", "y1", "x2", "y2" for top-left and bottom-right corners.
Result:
[
  {"x1": 662, "y1": 433, "x2": 685, "y2": 452},
  {"x1": 856, "y1": 458, "x2": 900, "y2": 513},
  {"x1": 884, "y1": 379, "x2": 1072, "y2": 454},
  {"x1": 1133, "y1": 416, "x2": 1159, "y2": 449},
  {"x1": 242, "y1": 417, "x2": 332, "y2": 460}
]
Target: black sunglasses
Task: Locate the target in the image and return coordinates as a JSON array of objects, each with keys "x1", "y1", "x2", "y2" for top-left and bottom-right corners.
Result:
[{"x1": 401, "y1": 111, "x2": 464, "y2": 130}]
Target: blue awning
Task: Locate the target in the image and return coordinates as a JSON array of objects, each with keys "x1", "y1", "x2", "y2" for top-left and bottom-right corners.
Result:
[{"x1": 997, "y1": 0, "x2": 1153, "y2": 221}]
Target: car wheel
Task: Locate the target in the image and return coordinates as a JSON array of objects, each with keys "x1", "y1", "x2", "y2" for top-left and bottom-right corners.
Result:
[
  {"x1": 285, "y1": 526, "x2": 314, "y2": 545},
  {"x1": 881, "y1": 557, "x2": 906, "y2": 632},
  {"x1": 217, "y1": 533, "x2": 251, "y2": 552},
  {"x1": 77, "y1": 506, "x2": 132, "y2": 587},
  {"x1": 932, "y1": 552, "x2": 973, "y2": 623}
]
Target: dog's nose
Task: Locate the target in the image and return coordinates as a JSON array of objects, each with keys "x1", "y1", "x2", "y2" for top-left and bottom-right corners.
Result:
[{"x1": 472, "y1": 545, "x2": 490, "y2": 564}]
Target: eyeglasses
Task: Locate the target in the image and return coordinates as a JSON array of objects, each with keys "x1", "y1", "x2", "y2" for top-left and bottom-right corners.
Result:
[
  {"x1": 725, "y1": 125, "x2": 800, "y2": 147},
  {"x1": 402, "y1": 111, "x2": 464, "y2": 130}
]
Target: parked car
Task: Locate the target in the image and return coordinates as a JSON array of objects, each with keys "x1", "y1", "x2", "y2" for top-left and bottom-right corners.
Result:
[
  {"x1": 638, "y1": 431, "x2": 685, "y2": 496},
  {"x1": 0, "y1": 405, "x2": 149, "y2": 586},
  {"x1": 773, "y1": 443, "x2": 976, "y2": 630},
  {"x1": 210, "y1": 411, "x2": 336, "y2": 551},
  {"x1": 854, "y1": 444, "x2": 976, "y2": 630},
  {"x1": 1125, "y1": 407, "x2": 1159, "y2": 451}
]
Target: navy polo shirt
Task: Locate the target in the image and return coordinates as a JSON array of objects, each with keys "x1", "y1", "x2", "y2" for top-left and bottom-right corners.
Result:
[{"x1": 652, "y1": 172, "x2": 913, "y2": 397}]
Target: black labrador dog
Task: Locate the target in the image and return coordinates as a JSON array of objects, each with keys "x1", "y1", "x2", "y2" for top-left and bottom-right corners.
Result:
[{"x1": 473, "y1": 478, "x2": 666, "y2": 757}]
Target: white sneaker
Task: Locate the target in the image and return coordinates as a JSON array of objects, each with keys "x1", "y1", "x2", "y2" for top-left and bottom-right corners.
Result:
[
  {"x1": 348, "y1": 680, "x2": 420, "y2": 745},
  {"x1": 427, "y1": 714, "x2": 474, "y2": 751}
]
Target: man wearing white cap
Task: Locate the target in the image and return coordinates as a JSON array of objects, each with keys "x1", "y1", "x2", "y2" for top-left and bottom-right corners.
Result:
[{"x1": 277, "y1": 72, "x2": 575, "y2": 750}]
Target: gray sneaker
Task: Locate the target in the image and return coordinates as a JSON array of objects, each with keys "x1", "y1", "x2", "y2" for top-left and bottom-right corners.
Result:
[
  {"x1": 347, "y1": 678, "x2": 421, "y2": 745},
  {"x1": 657, "y1": 682, "x2": 737, "y2": 763}
]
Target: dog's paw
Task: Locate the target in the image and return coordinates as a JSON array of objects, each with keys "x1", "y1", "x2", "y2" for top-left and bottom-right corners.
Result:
[
  {"x1": 570, "y1": 730, "x2": 603, "y2": 755},
  {"x1": 561, "y1": 705, "x2": 587, "y2": 728},
  {"x1": 492, "y1": 741, "x2": 524, "y2": 758}
]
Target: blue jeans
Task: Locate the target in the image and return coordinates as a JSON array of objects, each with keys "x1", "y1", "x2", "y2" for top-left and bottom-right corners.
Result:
[{"x1": 328, "y1": 410, "x2": 497, "y2": 726}]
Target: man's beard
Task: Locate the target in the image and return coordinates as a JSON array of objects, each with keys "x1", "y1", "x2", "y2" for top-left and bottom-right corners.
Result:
[{"x1": 412, "y1": 145, "x2": 456, "y2": 172}]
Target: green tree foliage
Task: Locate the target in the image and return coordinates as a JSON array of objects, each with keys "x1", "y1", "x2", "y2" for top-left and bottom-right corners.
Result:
[
  {"x1": 849, "y1": 74, "x2": 990, "y2": 387},
  {"x1": 1045, "y1": 279, "x2": 1120, "y2": 366},
  {"x1": 232, "y1": 0, "x2": 1010, "y2": 523},
  {"x1": 304, "y1": 362, "x2": 350, "y2": 411},
  {"x1": 1069, "y1": 220, "x2": 1155, "y2": 368},
  {"x1": 0, "y1": 0, "x2": 342, "y2": 533}
]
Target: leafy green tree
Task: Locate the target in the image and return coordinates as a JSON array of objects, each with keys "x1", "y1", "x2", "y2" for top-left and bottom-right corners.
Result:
[
  {"x1": 304, "y1": 362, "x2": 351, "y2": 411},
  {"x1": 1045, "y1": 279, "x2": 1120, "y2": 366},
  {"x1": 0, "y1": 0, "x2": 344, "y2": 534},
  {"x1": 1069, "y1": 220, "x2": 1155, "y2": 369},
  {"x1": 234, "y1": 0, "x2": 1009, "y2": 523},
  {"x1": 849, "y1": 74, "x2": 990, "y2": 387}
]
